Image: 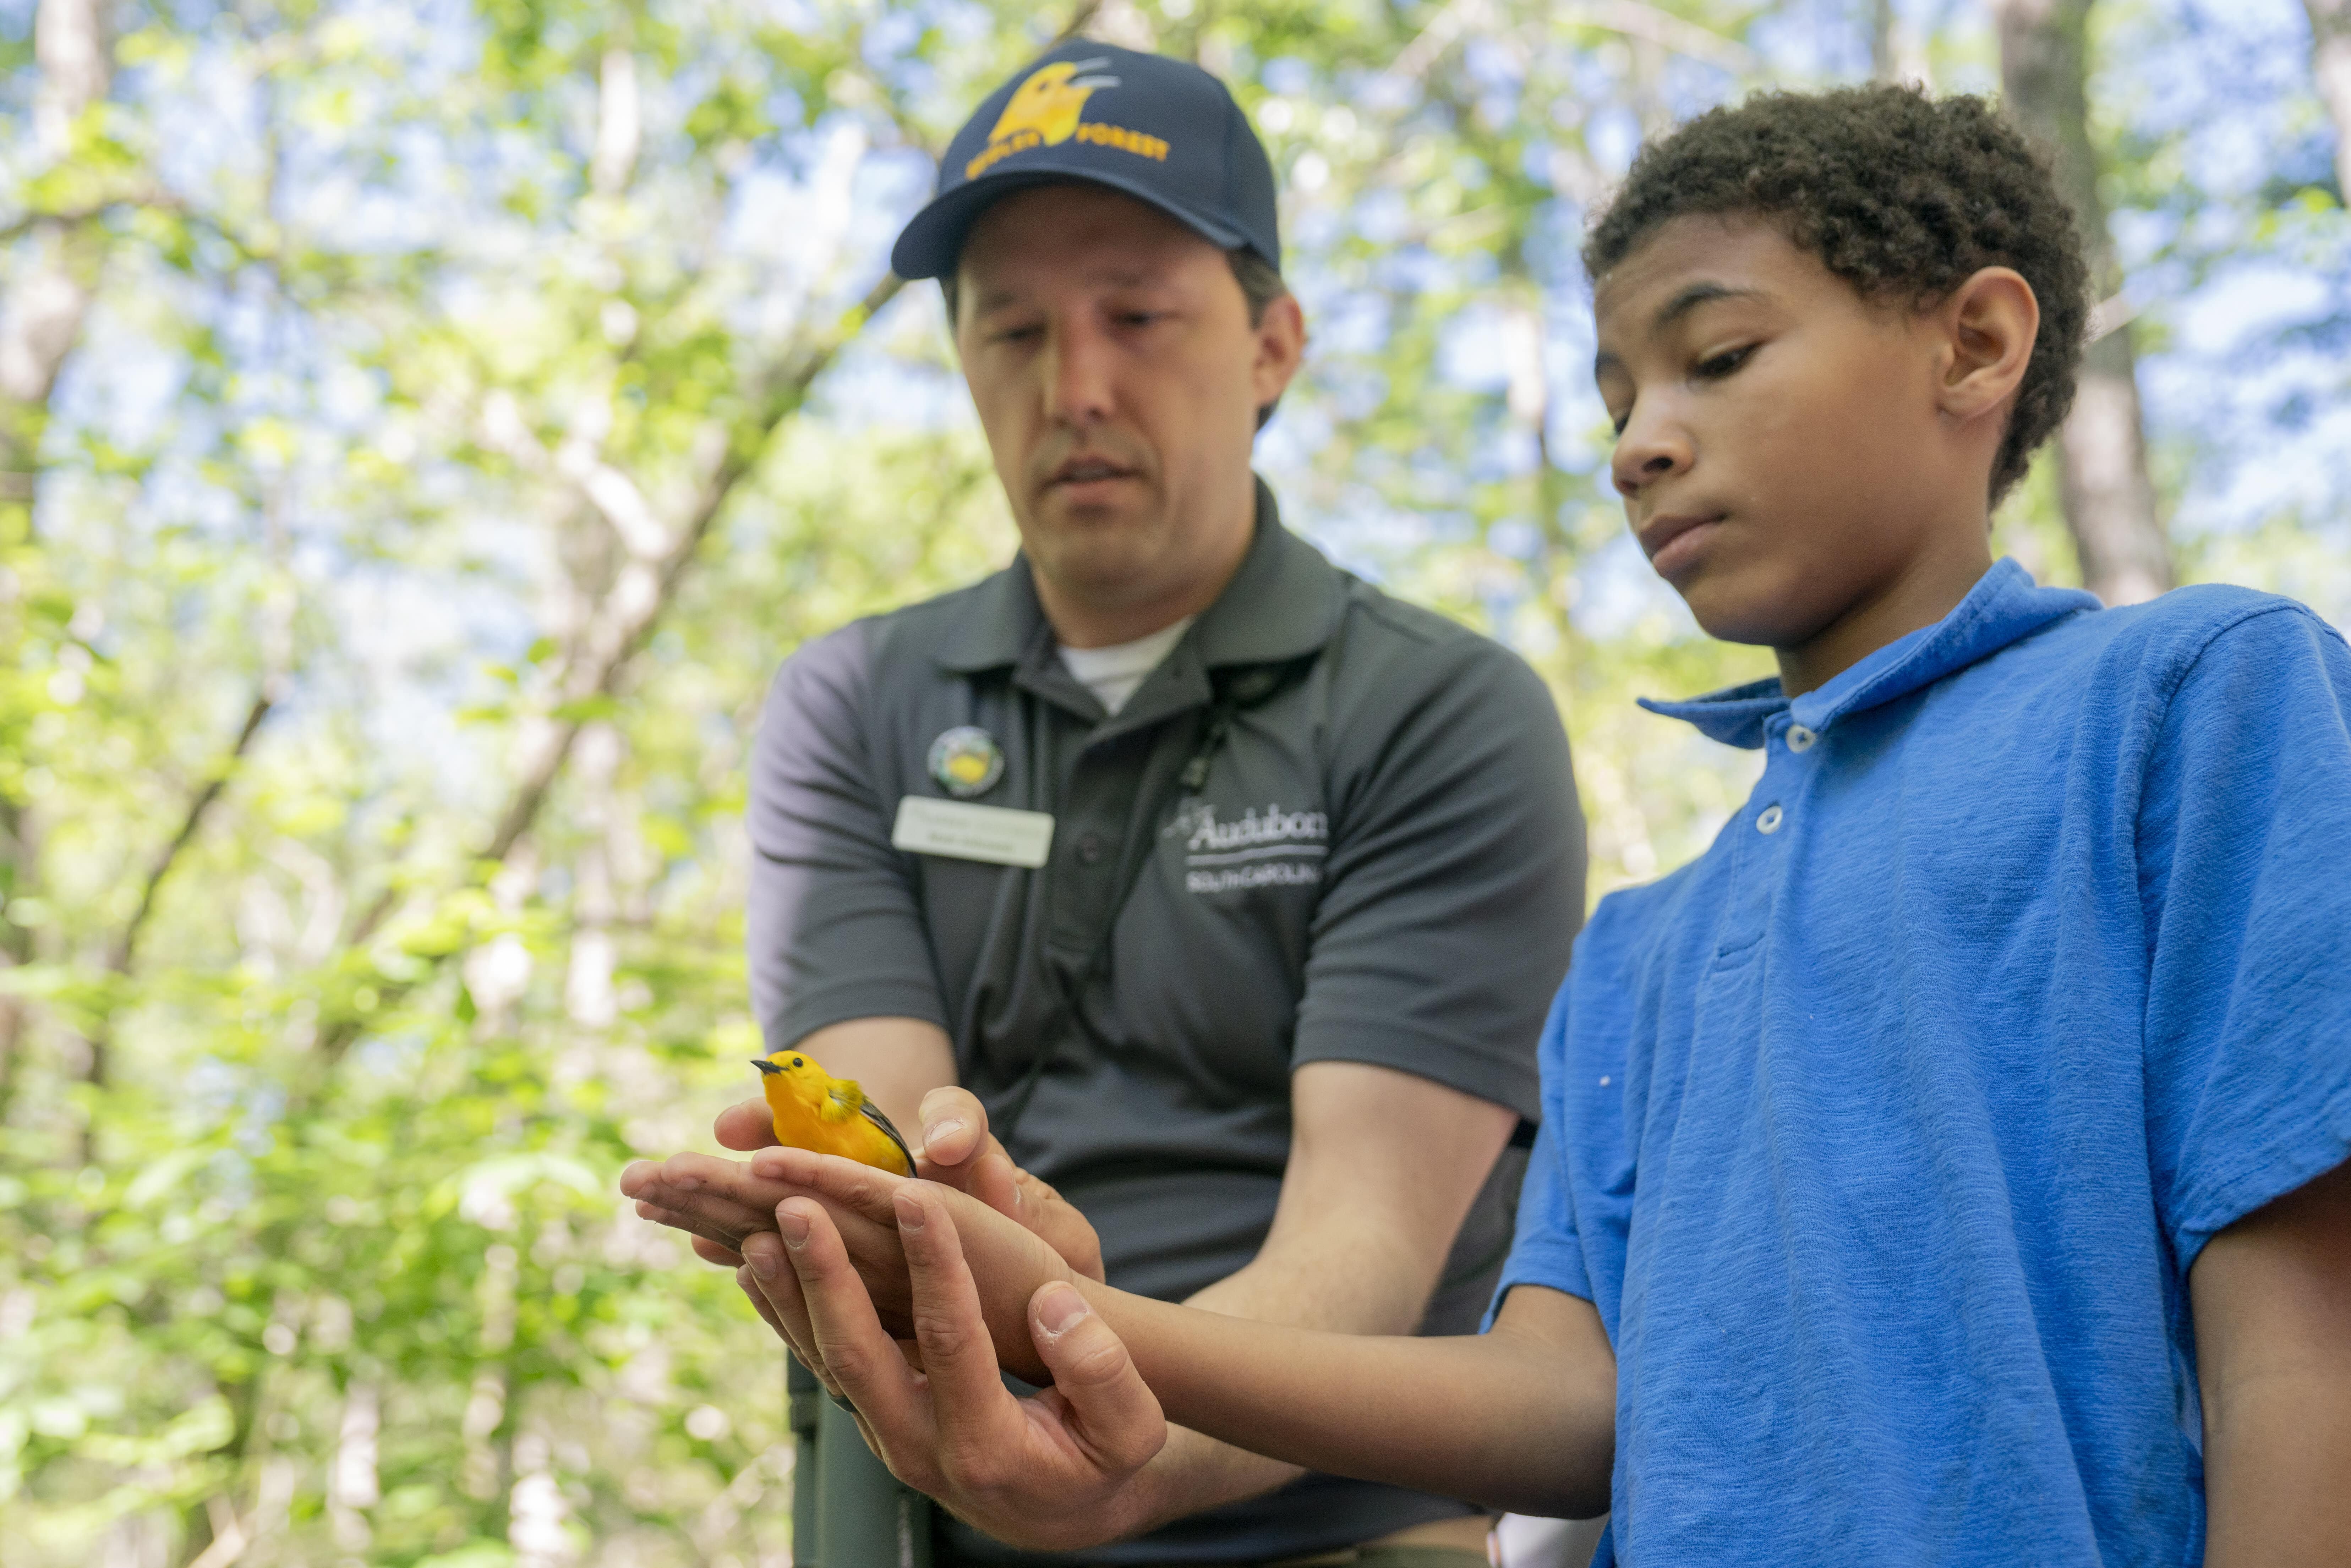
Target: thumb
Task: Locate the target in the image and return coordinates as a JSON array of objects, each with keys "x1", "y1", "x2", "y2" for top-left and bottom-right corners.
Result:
[
  {"x1": 917, "y1": 1086, "x2": 990, "y2": 1169},
  {"x1": 1029, "y1": 1283, "x2": 1166, "y2": 1473}
]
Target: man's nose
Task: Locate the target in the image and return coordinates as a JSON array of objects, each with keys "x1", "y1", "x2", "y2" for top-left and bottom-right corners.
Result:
[
  {"x1": 1042, "y1": 323, "x2": 1116, "y2": 427},
  {"x1": 1610, "y1": 401, "x2": 1694, "y2": 499}
]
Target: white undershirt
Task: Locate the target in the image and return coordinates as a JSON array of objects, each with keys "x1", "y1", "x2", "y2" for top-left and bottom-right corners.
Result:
[{"x1": 1056, "y1": 615, "x2": 1195, "y2": 716}]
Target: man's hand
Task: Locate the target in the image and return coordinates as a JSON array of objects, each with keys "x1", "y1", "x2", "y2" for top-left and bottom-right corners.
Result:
[
  {"x1": 620, "y1": 1085, "x2": 1103, "y2": 1282},
  {"x1": 736, "y1": 1150, "x2": 1079, "y2": 1383},
  {"x1": 744, "y1": 1183, "x2": 1167, "y2": 1552}
]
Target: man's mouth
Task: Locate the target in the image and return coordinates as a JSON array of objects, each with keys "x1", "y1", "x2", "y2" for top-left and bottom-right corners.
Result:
[{"x1": 1046, "y1": 456, "x2": 1139, "y2": 488}]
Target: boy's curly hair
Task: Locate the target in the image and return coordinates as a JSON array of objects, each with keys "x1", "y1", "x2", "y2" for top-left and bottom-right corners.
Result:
[{"x1": 1585, "y1": 85, "x2": 2089, "y2": 501}]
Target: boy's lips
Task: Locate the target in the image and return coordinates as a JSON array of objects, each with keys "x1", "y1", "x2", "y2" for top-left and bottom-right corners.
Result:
[{"x1": 1639, "y1": 512, "x2": 1725, "y2": 578}]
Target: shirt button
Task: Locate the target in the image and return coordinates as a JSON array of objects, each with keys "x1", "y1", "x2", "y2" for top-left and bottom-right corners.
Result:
[
  {"x1": 1076, "y1": 831, "x2": 1106, "y2": 865},
  {"x1": 1756, "y1": 804, "x2": 1785, "y2": 834},
  {"x1": 1786, "y1": 724, "x2": 1817, "y2": 753}
]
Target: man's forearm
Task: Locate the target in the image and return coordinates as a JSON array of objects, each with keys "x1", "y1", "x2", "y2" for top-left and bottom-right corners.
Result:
[{"x1": 1086, "y1": 1281, "x2": 1614, "y2": 1518}]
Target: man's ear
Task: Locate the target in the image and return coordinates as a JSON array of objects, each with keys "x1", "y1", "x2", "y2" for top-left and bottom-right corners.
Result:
[
  {"x1": 1250, "y1": 292, "x2": 1307, "y2": 410},
  {"x1": 1935, "y1": 266, "x2": 2038, "y2": 426}
]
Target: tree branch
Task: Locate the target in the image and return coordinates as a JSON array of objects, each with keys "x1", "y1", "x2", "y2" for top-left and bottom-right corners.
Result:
[
  {"x1": 105, "y1": 690, "x2": 276, "y2": 978},
  {"x1": 72, "y1": 689, "x2": 275, "y2": 1101},
  {"x1": 322, "y1": 270, "x2": 906, "y2": 1054}
]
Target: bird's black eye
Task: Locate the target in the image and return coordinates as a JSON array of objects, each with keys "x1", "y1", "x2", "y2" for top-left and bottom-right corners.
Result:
[{"x1": 791, "y1": 1057, "x2": 804, "y2": 1067}]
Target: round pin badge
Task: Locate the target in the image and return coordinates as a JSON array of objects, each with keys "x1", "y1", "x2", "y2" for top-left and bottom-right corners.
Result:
[{"x1": 928, "y1": 725, "x2": 1005, "y2": 798}]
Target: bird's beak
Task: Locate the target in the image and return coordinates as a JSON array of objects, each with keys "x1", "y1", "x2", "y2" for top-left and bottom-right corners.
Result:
[{"x1": 750, "y1": 1058, "x2": 780, "y2": 1076}]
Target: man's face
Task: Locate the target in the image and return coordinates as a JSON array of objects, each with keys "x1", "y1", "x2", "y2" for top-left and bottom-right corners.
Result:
[
  {"x1": 953, "y1": 184, "x2": 1298, "y2": 633},
  {"x1": 1593, "y1": 215, "x2": 1969, "y2": 651}
]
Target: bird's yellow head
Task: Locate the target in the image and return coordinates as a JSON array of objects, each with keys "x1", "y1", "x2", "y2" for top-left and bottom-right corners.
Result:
[{"x1": 751, "y1": 1049, "x2": 830, "y2": 1106}]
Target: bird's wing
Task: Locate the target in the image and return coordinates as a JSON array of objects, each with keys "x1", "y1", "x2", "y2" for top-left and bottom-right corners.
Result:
[{"x1": 859, "y1": 1099, "x2": 915, "y2": 1174}]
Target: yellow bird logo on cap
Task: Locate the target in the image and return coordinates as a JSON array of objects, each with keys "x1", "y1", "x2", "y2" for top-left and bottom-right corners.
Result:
[{"x1": 989, "y1": 59, "x2": 1120, "y2": 148}]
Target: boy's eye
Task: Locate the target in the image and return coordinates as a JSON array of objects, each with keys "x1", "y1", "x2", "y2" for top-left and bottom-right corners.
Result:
[
  {"x1": 1695, "y1": 344, "x2": 1757, "y2": 380},
  {"x1": 1608, "y1": 409, "x2": 1630, "y2": 437},
  {"x1": 991, "y1": 323, "x2": 1043, "y2": 344}
]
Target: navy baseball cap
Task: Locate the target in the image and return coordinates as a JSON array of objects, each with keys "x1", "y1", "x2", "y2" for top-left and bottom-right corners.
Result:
[{"x1": 890, "y1": 41, "x2": 1280, "y2": 282}]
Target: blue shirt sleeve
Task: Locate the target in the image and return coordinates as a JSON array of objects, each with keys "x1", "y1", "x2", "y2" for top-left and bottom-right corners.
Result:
[
  {"x1": 1486, "y1": 986, "x2": 1594, "y2": 1328},
  {"x1": 2138, "y1": 603, "x2": 2351, "y2": 1267}
]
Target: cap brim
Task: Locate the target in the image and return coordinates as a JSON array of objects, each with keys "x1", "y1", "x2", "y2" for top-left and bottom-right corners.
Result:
[{"x1": 890, "y1": 160, "x2": 1252, "y2": 281}]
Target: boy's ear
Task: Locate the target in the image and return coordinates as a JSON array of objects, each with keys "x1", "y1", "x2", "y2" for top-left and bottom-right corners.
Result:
[{"x1": 1935, "y1": 266, "x2": 2039, "y2": 426}]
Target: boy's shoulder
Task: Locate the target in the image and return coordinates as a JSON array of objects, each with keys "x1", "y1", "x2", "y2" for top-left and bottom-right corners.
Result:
[
  {"x1": 1581, "y1": 583, "x2": 2347, "y2": 948},
  {"x1": 2006, "y1": 580, "x2": 2344, "y2": 692}
]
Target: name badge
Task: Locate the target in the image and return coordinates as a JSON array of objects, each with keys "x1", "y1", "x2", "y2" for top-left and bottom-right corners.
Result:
[{"x1": 891, "y1": 796, "x2": 1055, "y2": 868}]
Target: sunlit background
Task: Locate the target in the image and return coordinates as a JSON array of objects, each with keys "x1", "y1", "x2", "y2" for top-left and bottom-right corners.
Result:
[{"x1": 3, "y1": 0, "x2": 2346, "y2": 1563}]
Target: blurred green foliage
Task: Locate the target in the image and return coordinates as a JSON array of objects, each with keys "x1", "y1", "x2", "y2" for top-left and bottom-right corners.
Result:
[{"x1": 0, "y1": 0, "x2": 2342, "y2": 1564}]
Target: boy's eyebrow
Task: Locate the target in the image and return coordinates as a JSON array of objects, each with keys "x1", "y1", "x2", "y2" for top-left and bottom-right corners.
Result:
[
  {"x1": 1591, "y1": 281, "x2": 1771, "y2": 378},
  {"x1": 1651, "y1": 281, "x2": 1766, "y2": 333}
]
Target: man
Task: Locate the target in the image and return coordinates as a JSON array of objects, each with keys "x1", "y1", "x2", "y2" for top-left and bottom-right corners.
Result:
[{"x1": 624, "y1": 40, "x2": 1584, "y2": 1566}]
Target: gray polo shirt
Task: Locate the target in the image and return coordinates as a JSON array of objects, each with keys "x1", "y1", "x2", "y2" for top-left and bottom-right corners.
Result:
[{"x1": 749, "y1": 481, "x2": 1584, "y2": 1564}]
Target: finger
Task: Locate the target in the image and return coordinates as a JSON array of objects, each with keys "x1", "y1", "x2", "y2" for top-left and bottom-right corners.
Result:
[
  {"x1": 714, "y1": 1097, "x2": 781, "y2": 1152},
  {"x1": 916, "y1": 1086, "x2": 989, "y2": 1169},
  {"x1": 1028, "y1": 1282, "x2": 1167, "y2": 1473},
  {"x1": 663, "y1": 1150, "x2": 797, "y2": 1212},
  {"x1": 749, "y1": 1146, "x2": 910, "y2": 1228},
  {"x1": 895, "y1": 1185, "x2": 1024, "y2": 1441},
  {"x1": 692, "y1": 1235, "x2": 748, "y2": 1268},
  {"x1": 743, "y1": 1230, "x2": 821, "y2": 1372},
  {"x1": 630, "y1": 1152, "x2": 804, "y2": 1243},
  {"x1": 947, "y1": 1134, "x2": 1028, "y2": 1223},
  {"x1": 736, "y1": 1263, "x2": 787, "y2": 1337},
  {"x1": 1016, "y1": 1171, "x2": 1106, "y2": 1283},
  {"x1": 631, "y1": 1184, "x2": 772, "y2": 1245},
  {"x1": 781, "y1": 1196, "x2": 928, "y2": 1446},
  {"x1": 634, "y1": 1198, "x2": 764, "y2": 1254}
]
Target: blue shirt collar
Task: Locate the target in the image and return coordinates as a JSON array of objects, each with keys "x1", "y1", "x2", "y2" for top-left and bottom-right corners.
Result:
[{"x1": 1638, "y1": 559, "x2": 2103, "y2": 749}]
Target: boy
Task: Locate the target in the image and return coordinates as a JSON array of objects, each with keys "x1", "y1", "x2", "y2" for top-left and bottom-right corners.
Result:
[{"x1": 722, "y1": 86, "x2": 2351, "y2": 1564}]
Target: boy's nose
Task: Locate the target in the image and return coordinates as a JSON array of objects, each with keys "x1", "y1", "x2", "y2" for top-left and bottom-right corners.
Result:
[{"x1": 1610, "y1": 412, "x2": 1694, "y2": 498}]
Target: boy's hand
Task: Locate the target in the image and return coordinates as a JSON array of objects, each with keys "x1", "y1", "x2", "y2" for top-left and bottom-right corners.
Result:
[
  {"x1": 738, "y1": 1150, "x2": 1077, "y2": 1383},
  {"x1": 750, "y1": 1182, "x2": 1165, "y2": 1552},
  {"x1": 619, "y1": 1087, "x2": 1103, "y2": 1283}
]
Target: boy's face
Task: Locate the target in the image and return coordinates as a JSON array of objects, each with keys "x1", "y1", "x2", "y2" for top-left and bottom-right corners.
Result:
[{"x1": 1593, "y1": 215, "x2": 1994, "y2": 658}]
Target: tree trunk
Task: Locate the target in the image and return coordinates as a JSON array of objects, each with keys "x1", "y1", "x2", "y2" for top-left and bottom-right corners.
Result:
[
  {"x1": 1994, "y1": 0, "x2": 2173, "y2": 605},
  {"x1": 0, "y1": 0, "x2": 113, "y2": 1117},
  {"x1": 2308, "y1": 0, "x2": 2351, "y2": 203},
  {"x1": 2, "y1": 0, "x2": 113, "y2": 525}
]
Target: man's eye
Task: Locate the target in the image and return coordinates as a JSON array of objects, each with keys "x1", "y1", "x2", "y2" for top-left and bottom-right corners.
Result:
[
  {"x1": 1118, "y1": 311, "x2": 1161, "y2": 328},
  {"x1": 1695, "y1": 344, "x2": 1756, "y2": 380}
]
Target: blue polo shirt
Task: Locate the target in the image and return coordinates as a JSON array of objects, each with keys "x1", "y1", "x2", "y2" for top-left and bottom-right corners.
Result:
[{"x1": 1497, "y1": 560, "x2": 2351, "y2": 1566}]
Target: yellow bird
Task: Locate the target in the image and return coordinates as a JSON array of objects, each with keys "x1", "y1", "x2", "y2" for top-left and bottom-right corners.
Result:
[{"x1": 751, "y1": 1049, "x2": 915, "y2": 1176}]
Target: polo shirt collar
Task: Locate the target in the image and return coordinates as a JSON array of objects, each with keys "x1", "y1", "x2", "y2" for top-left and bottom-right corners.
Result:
[
  {"x1": 1639, "y1": 558, "x2": 2103, "y2": 750},
  {"x1": 930, "y1": 475, "x2": 1346, "y2": 678},
  {"x1": 1190, "y1": 477, "x2": 1349, "y2": 668}
]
